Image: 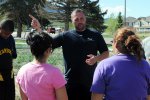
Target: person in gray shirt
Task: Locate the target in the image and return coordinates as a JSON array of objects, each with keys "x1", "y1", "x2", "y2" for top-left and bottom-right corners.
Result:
[{"x1": 142, "y1": 36, "x2": 150, "y2": 64}]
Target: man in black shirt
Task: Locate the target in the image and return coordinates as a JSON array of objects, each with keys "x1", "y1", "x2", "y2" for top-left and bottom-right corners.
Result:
[
  {"x1": 30, "y1": 9, "x2": 109, "y2": 100},
  {"x1": 0, "y1": 19, "x2": 17, "y2": 100}
]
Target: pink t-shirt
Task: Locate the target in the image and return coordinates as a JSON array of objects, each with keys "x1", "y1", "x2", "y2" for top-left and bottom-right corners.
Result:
[{"x1": 16, "y1": 62, "x2": 66, "y2": 100}]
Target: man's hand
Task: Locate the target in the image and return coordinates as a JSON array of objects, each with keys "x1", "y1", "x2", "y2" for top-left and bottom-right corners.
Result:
[
  {"x1": 85, "y1": 54, "x2": 97, "y2": 66},
  {"x1": 29, "y1": 14, "x2": 42, "y2": 32}
]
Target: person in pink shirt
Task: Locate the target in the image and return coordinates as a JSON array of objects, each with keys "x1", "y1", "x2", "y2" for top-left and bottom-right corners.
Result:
[{"x1": 16, "y1": 31, "x2": 68, "y2": 100}]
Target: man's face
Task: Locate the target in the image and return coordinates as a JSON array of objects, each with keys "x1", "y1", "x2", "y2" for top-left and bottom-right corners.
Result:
[
  {"x1": 71, "y1": 12, "x2": 86, "y2": 32},
  {"x1": 0, "y1": 28, "x2": 12, "y2": 39}
]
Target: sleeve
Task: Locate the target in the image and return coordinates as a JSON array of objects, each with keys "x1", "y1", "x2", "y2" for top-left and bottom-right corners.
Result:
[
  {"x1": 52, "y1": 68, "x2": 67, "y2": 89},
  {"x1": 90, "y1": 62, "x2": 106, "y2": 94},
  {"x1": 15, "y1": 69, "x2": 22, "y2": 84},
  {"x1": 96, "y1": 33, "x2": 108, "y2": 54},
  {"x1": 52, "y1": 33, "x2": 64, "y2": 49},
  {"x1": 15, "y1": 68, "x2": 27, "y2": 95},
  {"x1": 15, "y1": 65, "x2": 26, "y2": 85},
  {"x1": 11, "y1": 36, "x2": 17, "y2": 59}
]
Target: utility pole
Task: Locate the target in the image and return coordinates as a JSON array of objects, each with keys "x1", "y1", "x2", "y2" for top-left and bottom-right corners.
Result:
[{"x1": 124, "y1": 0, "x2": 126, "y2": 26}]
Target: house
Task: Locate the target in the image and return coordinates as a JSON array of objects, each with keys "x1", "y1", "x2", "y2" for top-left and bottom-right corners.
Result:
[
  {"x1": 126, "y1": 16, "x2": 150, "y2": 33},
  {"x1": 126, "y1": 17, "x2": 136, "y2": 27}
]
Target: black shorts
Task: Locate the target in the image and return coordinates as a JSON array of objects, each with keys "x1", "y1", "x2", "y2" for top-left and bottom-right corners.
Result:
[
  {"x1": 66, "y1": 83, "x2": 91, "y2": 100},
  {"x1": 0, "y1": 70, "x2": 15, "y2": 100}
]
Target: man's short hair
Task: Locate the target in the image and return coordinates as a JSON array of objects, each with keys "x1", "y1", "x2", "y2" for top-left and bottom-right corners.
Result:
[
  {"x1": 71, "y1": 9, "x2": 84, "y2": 18},
  {"x1": 0, "y1": 19, "x2": 14, "y2": 32}
]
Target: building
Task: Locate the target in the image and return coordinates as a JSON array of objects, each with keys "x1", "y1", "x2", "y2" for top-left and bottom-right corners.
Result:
[{"x1": 126, "y1": 16, "x2": 150, "y2": 33}]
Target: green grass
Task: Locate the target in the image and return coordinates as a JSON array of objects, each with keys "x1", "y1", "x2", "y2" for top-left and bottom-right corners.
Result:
[
  {"x1": 15, "y1": 39, "x2": 26, "y2": 43},
  {"x1": 137, "y1": 33, "x2": 150, "y2": 40}
]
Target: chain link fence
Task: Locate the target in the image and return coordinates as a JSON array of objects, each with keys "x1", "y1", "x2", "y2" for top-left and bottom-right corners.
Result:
[{"x1": 13, "y1": 47, "x2": 64, "y2": 75}]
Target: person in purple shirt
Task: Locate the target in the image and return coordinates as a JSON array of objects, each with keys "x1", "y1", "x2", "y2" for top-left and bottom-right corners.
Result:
[{"x1": 91, "y1": 27, "x2": 150, "y2": 100}]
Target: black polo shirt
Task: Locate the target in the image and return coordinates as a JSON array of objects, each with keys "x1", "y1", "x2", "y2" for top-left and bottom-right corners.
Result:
[{"x1": 53, "y1": 28, "x2": 108, "y2": 87}]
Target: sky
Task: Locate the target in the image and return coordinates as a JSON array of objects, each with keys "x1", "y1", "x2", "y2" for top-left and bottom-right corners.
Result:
[{"x1": 92, "y1": 0, "x2": 150, "y2": 18}]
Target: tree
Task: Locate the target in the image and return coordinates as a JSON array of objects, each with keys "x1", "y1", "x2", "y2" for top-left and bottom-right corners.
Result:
[
  {"x1": 0, "y1": 0, "x2": 47, "y2": 37},
  {"x1": 45, "y1": 0, "x2": 77, "y2": 31},
  {"x1": 105, "y1": 13, "x2": 117, "y2": 35},
  {"x1": 80, "y1": 0, "x2": 107, "y2": 32},
  {"x1": 46, "y1": 0, "x2": 106, "y2": 32},
  {"x1": 116, "y1": 12, "x2": 123, "y2": 29}
]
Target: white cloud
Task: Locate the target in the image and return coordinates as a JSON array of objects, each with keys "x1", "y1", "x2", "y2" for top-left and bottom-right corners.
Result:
[{"x1": 102, "y1": 5, "x2": 127, "y2": 18}]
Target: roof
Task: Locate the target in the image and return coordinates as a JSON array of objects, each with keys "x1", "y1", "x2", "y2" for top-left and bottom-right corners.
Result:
[
  {"x1": 126, "y1": 17, "x2": 136, "y2": 22},
  {"x1": 146, "y1": 16, "x2": 150, "y2": 22}
]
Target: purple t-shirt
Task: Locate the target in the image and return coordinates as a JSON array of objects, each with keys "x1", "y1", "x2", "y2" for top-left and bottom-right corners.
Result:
[
  {"x1": 16, "y1": 62, "x2": 66, "y2": 100},
  {"x1": 91, "y1": 54, "x2": 150, "y2": 100}
]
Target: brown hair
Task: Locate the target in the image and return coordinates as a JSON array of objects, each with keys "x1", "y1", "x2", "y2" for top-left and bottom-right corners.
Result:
[
  {"x1": 114, "y1": 27, "x2": 143, "y2": 61},
  {"x1": 71, "y1": 9, "x2": 84, "y2": 18}
]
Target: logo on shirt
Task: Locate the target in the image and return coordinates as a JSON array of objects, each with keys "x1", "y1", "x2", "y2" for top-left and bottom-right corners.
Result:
[{"x1": 0, "y1": 48, "x2": 12, "y2": 55}]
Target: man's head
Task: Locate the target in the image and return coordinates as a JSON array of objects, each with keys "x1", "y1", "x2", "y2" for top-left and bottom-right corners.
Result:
[
  {"x1": 71, "y1": 9, "x2": 86, "y2": 32},
  {"x1": 0, "y1": 19, "x2": 14, "y2": 39}
]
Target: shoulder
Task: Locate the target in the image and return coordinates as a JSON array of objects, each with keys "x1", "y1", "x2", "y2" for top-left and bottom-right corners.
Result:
[
  {"x1": 16, "y1": 63, "x2": 31, "y2": 77},
  {"x1": 142, "y1": 37, "x2": 150, "y2": 45},
  {"x1": 142, "y1": 36, "x2": 150, "y2": 42},
  {"x1": 9, "y1": 35, "x2": 14, "y2": 39},
  {"x1": 44, "y1": 64, "x2": 62, "y2": 74},
  {"x1": 18, "y1": 63, "x2": 32, "y2": 71},
  {"x1": 98, "y1": 55, "x2": 126, "y2": 69},
  {"x1": 63, "y1": 30, "x2": 75, "y2": 35},
  {"x1": 87, "y1": 28, "x2": 102, "y2": 35},
  {"x1": 54, "y1": 30, "x2": 74, "y2": 38},
  {"x1": 97, "y1": 55, "x2": 117, "y2": 68},
  {"x1": 86, "y1": 29, "x2": 103, "y2": 39},
  {"x1": 7, "y1": 35, "x2": 15, "y2": 44}
]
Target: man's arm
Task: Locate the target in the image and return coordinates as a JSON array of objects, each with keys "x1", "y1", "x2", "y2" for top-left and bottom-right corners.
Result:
[
  {"x1": 86, "y1": 51, "x2": 109, "y2": 66},
  {"x1": 94, "y1": 51, "x2": 109, "y2": 61},
  {"x1": 11, "y1": 36, "x2": 17, "y2": 59},
  {"x1": 29, "y1": 14, "x2": 42, "y2": 32},
  {"x1": 91, "y1": 93, "x2": 104, "y2": 100}
]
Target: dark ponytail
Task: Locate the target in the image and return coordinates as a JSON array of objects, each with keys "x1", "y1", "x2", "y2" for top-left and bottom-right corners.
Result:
[{"x1": 125, "y1": 35, "x2": 143, "y2": 61}]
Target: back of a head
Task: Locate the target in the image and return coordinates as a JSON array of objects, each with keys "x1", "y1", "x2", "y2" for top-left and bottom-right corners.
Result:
[
  {"x1": 26, "y1": 32, "x2": 53, "y2": 59},
  {"x1": 114, "y1": 27, "x2": 143, "y2": 61},
  {"x1": 0, "y1": 19, "x2": 14, "y2": 32}
]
